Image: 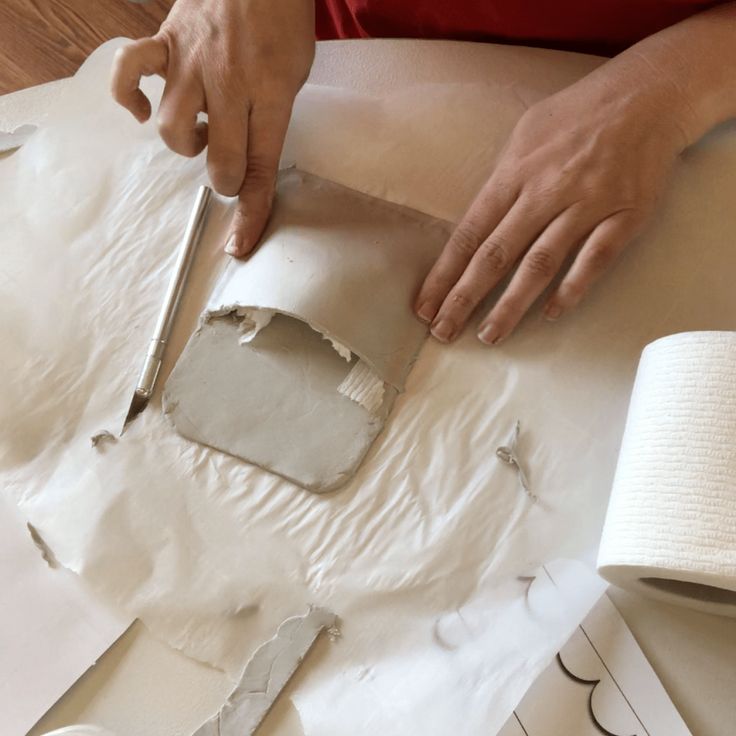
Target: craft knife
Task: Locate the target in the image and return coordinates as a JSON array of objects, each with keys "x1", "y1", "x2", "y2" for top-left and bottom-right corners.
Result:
[{"x1": 122, "y1": 184, "x2": 212, "y2": 432}]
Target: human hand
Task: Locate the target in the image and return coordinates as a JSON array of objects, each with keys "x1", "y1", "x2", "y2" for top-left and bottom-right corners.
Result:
[
  {"x1": 111, "y1": 0, "x2": 315, "y2": 257},
  {"x1": 414, "y1": 56, "x2": 693, "y2": 345}
]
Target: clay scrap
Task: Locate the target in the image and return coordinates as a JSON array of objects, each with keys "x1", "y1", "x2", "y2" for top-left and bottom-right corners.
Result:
[{"x1": 192, "y1": 607, "x2": 337, "y2": 736}]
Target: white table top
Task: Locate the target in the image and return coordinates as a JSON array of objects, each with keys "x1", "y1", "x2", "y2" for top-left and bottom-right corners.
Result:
[{"x1": 3, "y1": 39, "x2": 735, "y2": 736}]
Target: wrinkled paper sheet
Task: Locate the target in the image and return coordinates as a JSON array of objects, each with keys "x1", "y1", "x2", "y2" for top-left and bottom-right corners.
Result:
[{"x1": 2, "y1": 39, "x2": 736, "y2": 735}]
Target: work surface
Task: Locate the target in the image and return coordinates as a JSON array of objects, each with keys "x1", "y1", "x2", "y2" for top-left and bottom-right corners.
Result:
[{"x1": 2, "y1": 39, "x2": 735, "y2": 736}]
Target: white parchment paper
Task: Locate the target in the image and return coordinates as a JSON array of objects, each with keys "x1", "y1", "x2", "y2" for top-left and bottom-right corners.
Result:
[{"x1": 2, "y1": 39, "x2": 736, "y2": 735}]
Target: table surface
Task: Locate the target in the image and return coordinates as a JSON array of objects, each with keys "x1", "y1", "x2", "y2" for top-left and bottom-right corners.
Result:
[
  {"x1": 3, "y1": 38, "x2": 735, "y2": 736},
  {"x1": 0, "y1": 0, "x2": 171, "y2": 95}
]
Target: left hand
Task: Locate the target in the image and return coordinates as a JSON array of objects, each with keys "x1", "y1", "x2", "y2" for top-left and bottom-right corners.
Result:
[{"x1": 414, "y1": 54, "x2": 693, "y2": 345}]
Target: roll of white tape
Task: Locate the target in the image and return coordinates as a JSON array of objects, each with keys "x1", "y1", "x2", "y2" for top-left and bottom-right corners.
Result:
[{"x1": 598, "y1": 331, "x2": 736, "y2": 617}]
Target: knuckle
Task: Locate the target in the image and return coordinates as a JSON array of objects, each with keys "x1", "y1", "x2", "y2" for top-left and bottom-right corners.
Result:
[
  {"x1": 449, "y1": 224, "x2": 483, "y2": 259},
  {"x1": 560, "y1": 279, "x2": 587, "y2": 303},
  {"x1": 112, "y1": 44, "x2": 142, "y2": 80},
  {"x1": 475, "y1": 235, "x2": 511, "y2": 274},
  {"x1": 110, "y1": 54, "x2": 131, "y2": 97},
  {"x1": 239, "y1": 158, "x2": 278, "y2": 199},
  {"x1": 113, "y1": 45, "x2": 132, "y2": 69},
  {"x1": 420, "y1": 271, "x2": 455, "y2": 304},
  {"x1": 157, "y1": 115, "x2": 179, "y2": 145},
  {"x1": 208, "y1": 163, "x2": 244, "y2": 197},
  {"x1": 585, "y1": 241, "x2": 616, "y2": 272},
  {"x1": 523, "y1": 247, "x2": 558, "y2": 279},
  {"x1": 246, "y1": 156, "x2": 278, "y2": 184},
  {"x1": 447, "y1": 290, "x2": 477, "y2": 312},
  {"x1": 158, "y1": 118, "x2": 196, "y2": 158}
]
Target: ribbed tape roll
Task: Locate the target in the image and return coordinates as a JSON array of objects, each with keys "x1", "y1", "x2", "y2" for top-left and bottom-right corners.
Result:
[{"x1": 598, "y1": 332, "x2": 736, "y2": 617}]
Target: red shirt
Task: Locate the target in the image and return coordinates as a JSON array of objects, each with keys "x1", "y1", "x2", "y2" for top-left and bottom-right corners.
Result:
[{"x1": 316, "y1": 0, "x2": 723, "y2": 56}]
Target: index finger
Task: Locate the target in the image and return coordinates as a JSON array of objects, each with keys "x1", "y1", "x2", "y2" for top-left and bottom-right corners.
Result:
[{"x1": 110, "y1": 37, "x2": 168, "y2": 122}]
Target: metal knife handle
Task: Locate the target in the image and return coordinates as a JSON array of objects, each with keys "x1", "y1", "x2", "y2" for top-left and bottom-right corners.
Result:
[{"x1": 134, "y1": 184, "x2": 212, "y2": 397}]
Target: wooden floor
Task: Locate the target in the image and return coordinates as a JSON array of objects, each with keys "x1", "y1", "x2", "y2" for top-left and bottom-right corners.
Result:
[{"x1": 0, "y1": 0, "x2": 173, "y2": 95}]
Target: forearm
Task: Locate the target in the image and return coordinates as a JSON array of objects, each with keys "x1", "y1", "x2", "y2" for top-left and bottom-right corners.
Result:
[{"x1": 609, "y1": 2, "x2": 736, "y2": 147}]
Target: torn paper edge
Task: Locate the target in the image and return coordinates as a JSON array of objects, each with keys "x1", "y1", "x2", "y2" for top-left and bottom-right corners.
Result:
[
  {"x1": 202, "y1": 304, "x2": 396, "y2": 385},
  {"x1": 40, "y1": 726, "x2": 118, "y2": 736},
  {"x1": 0, "y1": 123, "x2": 38, "y2": 154},
  {"x1": 192, "y1": 607, "x2": 337, "y2": 736},
  {"x1": 27, "y1": 523, "x2": 59, "y2": 568},
  {"x1": 204, "y1": 306, "x2": 353, "y2": 360},
  {"x1": 202, "y1": 306, "x2": 388, "y2": 413},
  {"x1": 230, "y1": 307, "x2": 276, "y2": 345}
]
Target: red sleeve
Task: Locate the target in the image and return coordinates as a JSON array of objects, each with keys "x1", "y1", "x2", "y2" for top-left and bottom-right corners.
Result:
[{"x1": 316, "y1": 0, "x2": 723, "y2": 56}]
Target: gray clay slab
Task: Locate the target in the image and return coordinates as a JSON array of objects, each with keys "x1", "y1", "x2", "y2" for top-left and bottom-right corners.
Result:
[{"x1": 163, "y1": 314, "x2": 397, "y2": 492}]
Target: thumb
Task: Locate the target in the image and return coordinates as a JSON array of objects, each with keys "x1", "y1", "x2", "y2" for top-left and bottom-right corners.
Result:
[{"x1": 224, "y1": 104, "x2": 292, "y2": 258}]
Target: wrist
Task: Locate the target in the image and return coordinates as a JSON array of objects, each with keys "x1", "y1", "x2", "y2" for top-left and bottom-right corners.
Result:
[{"x1": 618, "y1": 4, "x2": 736, "y2": 148}]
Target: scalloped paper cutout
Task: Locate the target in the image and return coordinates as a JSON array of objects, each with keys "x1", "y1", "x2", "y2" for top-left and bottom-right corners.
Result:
[
  {"x1": 498, "y1": 591, "x2": 691, "y2": 736},
  {"x1": 558, "y1": 628, "x2": 642, "y2": 735}
]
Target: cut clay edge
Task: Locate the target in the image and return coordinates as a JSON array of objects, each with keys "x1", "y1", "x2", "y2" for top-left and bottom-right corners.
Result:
[
  {"x1": 201, "y1": 304, "x2": 418, "y2": 393},
  {"x1": 161, "y1": 329, "x2": 396, "y2": 496},
  {"x1": 192, "y1": 606, "x2": 337, "y2": 736},
  {"x1": 161, "y1": 315, "x2": 398, "y2": 494},
  {"x1": 161, "y1": 386, "x2": 395, "y2": 495}
]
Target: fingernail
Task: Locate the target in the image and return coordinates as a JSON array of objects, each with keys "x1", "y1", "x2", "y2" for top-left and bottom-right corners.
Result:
[
  {"x1": 431, "y1": 319, "x2": 456, "y2": 343},
  {"x1": 224, "y1": 234, "x2": 239, "y2": 257},
  {"x1": 416, "y1": 302, "x2": 435, "y2": 323},
  {"x1": 544, "y1": 304, "x2": 562, "y2": 321},
  {"x1": 478, "y1": 323, "x2": 502, "y2": 345}
]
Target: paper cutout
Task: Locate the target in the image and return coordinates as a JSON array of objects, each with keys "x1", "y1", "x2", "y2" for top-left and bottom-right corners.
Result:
[
  {"x1": 192, "y1": 607, "x2": 336, "y2": 736},
  {"x1": 499, "y1": 592, "x2": 692, "y2": 736},
  {"x1": 557, "y1": 633, "x2": 642, "y2": 735}
]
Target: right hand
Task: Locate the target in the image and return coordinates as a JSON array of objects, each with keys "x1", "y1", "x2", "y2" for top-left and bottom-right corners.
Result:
[{"x1": 111, "y1": 0, "x2": 315, "y2": 256}]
